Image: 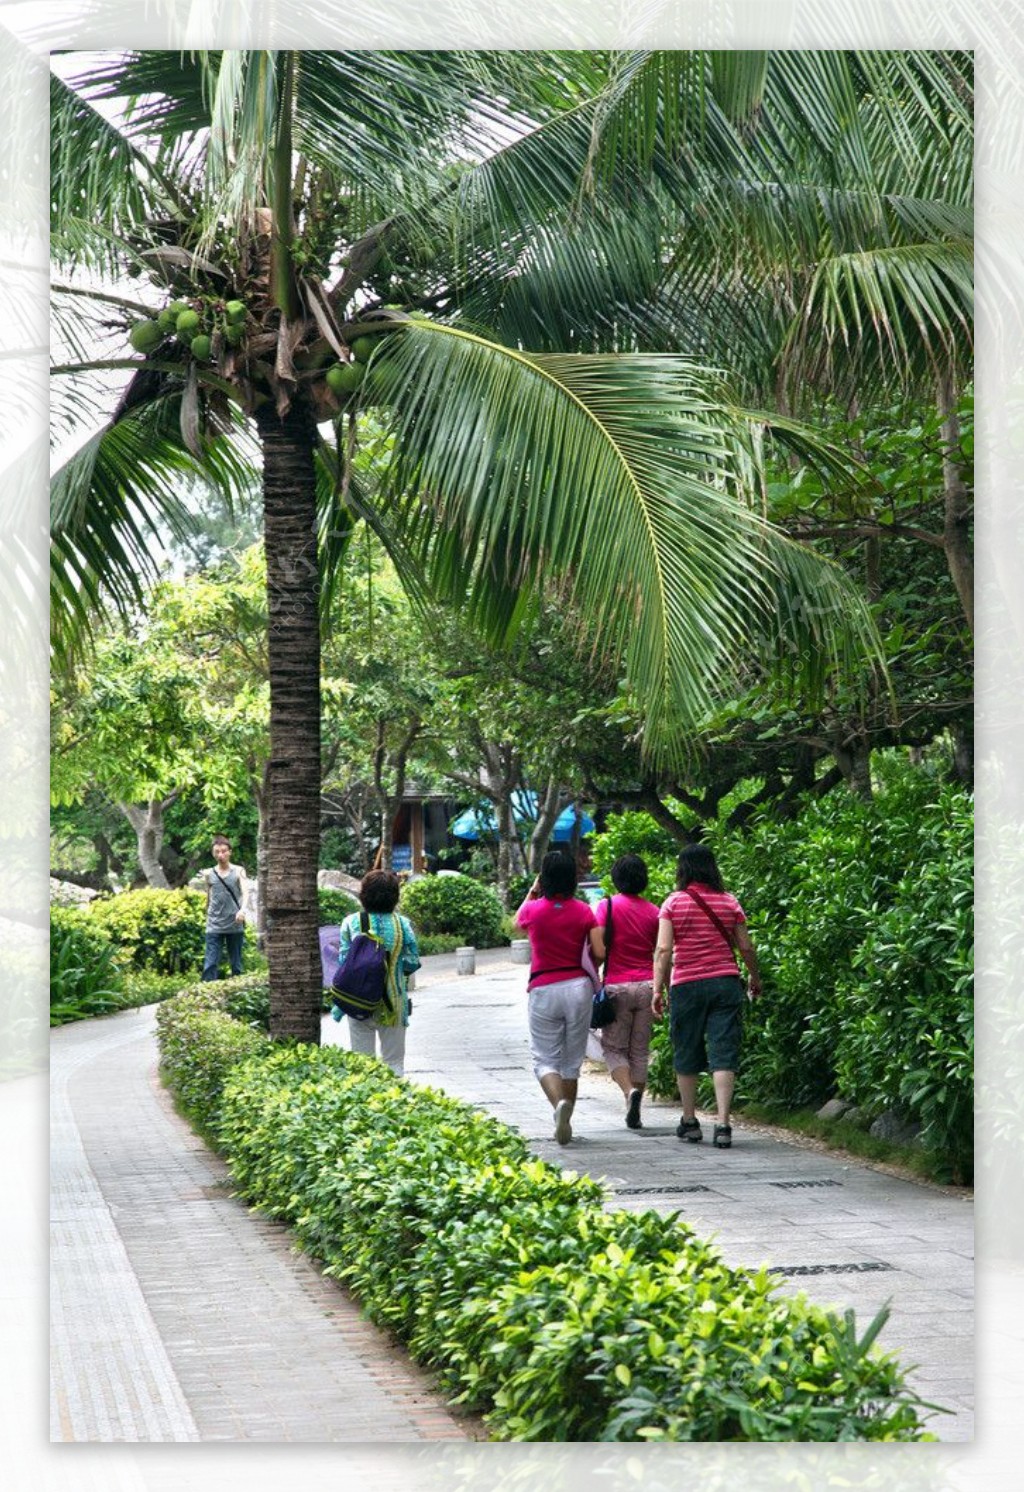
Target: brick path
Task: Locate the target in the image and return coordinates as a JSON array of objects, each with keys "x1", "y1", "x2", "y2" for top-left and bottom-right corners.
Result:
[
  {"x1": 50, "y1": 1009, "x2": 471, "y2": 1443},
  {"x1": 51, "y1": 949, "x2": 973, "y2": 1442}
]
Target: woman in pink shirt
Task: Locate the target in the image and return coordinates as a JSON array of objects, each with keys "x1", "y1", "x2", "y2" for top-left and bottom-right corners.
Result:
[
  {"x1": 515, "y1": 851, "x2": 601, "y2": 1145},
  {"x1": 591, "y1": 854, "x2": 660, "y2": 1131},
  {"x1": 652, "y1": 844, "x2": 762, "y2": 1149}
]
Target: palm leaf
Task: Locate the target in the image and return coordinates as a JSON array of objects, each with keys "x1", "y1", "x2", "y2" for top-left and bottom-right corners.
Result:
[
  {"x1": 50, "y1": 393, "x2": 257, "y2": 668},
  {"x1": 363, "y1": 320, "x2": 883, "y2": 762}
]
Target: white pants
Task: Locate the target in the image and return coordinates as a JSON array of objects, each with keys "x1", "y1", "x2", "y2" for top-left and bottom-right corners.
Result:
[
  {"x1": 527, "y1": 976, "x2": 593, "y2": 1080},
  {"x1": 348, "y1": 1017, "x2": 407, "y2": 1076}
]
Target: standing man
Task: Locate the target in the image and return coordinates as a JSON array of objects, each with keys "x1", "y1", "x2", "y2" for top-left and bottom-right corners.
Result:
[{"x1": 202, "y1": 834, "x2": 248, "y2": 981}]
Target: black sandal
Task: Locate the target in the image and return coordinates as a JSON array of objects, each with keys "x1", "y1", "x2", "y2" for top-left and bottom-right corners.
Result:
[
  {"x1": 676, "y1": 1116, "x2": 702, "y2": 1143},
  {"x1": 712, "y1": 1124, "x2": 732, "y2": 1149}
]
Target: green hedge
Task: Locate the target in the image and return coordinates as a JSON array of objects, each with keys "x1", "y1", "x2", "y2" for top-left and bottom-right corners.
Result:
[
  {"x1": 400, "y1": 873, "x2": 506, "y2": 947},
  {"x1": 156, "y1": 997, "x2": 932, "y2": 1441},
  {"x1": 591, "y1": 758, "x2": 973, "y2": 1181},
  {"x1": 89, "y1": 888, "x2": 208, "y2": 974},
  {"x1": 50, "y1": 905, "x2": 127, "y2": 1025},
  {"x1": 155, "y1": 981, "x2": 270, "y2": 1139}
]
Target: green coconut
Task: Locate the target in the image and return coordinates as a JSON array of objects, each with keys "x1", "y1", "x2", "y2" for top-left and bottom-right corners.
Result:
[
  {"x1": 157, "y1": 307, "x2": 178, "y2": 333},
  {"x1": 224, "y1": 299, "x2": 247, "y2": 323},
  {"x1": 168, "y1": 300, "x2": 191, "y2": 317},
  {"x1": 190, "y1": 334, "x2": 212, "y2": 361},
  {"x1": 351, "y1": 336, "x2": 376, "y2": 363},
  {"x1": 176, "y1": 308, "x2": 201, "y2": 335},
  {"x1": 128, "y1": 319, "x2": 163, "y2": 354},
  {"x1": 224, "y1": 323, "x2": 246, "y2": 346}
]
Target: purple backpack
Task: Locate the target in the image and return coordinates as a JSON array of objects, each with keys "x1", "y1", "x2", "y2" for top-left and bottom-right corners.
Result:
[{"x1": 330, "y1": 911, "x2": 400, "y2": 1021}]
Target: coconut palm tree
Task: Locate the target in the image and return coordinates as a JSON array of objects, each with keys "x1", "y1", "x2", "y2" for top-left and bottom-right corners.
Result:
[{"x1": 51, "y1": 50, "x2": 917, "y2": 1040}]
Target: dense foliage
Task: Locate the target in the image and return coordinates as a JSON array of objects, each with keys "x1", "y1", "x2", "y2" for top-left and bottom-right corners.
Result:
[
  {"x1": 317, "y1": 887, "x2": 360, "y2": 925},
  {"x1": 89, "y1": 887, "x2": 208, "y2": 973},
  {"x1": 155, "y1": 982, "x2": 271, "y2": 1139},
  {"x1": 399, "y1": 873, "x2": 506, "y2": 947},
  {"x1": 591, "y1": 756, "x2": 973, "y2": 1180},
  {"x1": 154, "y1": 991, "x2": 932, "y2": 1441},
  {"x1": 49, "y1": 906, "x2": 126, "y2": 1025}
]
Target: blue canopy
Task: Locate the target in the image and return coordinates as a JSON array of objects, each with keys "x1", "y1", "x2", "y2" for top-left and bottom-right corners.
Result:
[
  {"x1": 449, "y1": 793, "x2": 594, "y2": 842},
  {"x1": 552, "y1": 805, "x2": 596, "y2": 841}
]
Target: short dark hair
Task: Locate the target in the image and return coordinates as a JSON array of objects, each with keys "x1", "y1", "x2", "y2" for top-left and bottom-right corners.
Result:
[
  {"x1": 539, "y1": 851, "x2": 578, "y2": 899},
  {"x1": 675, "y1": 844, "x2": 724, "y2": 893},
  {"x1": 360, "y1": 869, "x2": 401, "y2": 913},
  {"x1": 611, "y1": 853, "x2": 648, "y2": 895},
  {"x1": 212, "y1": 834, "x2": 231, "y2": 848}
]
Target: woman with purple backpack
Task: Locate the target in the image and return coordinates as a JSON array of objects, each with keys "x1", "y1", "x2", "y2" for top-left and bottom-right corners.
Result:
[{"x1": 652, "y1": 845, "x2": 762, "y2": 1150}]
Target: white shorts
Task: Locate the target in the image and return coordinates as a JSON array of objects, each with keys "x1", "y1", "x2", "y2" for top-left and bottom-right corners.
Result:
[{"x1": 527, "y1": 976, "x2": 593, "y2": 1080}]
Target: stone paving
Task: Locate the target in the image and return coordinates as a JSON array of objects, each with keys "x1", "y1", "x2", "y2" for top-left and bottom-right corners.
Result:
[
  {"x1": 50, "y1": 1008, "x2": 472, "y2": 1443},
  {"x1": 51, "y1": 949, "x2": 973, "y2": 1442}
]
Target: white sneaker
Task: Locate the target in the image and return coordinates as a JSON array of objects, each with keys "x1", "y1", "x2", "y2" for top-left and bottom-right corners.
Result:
[{"x1": 553, "y1": 1099, "x2": 573, "y2": 1144}]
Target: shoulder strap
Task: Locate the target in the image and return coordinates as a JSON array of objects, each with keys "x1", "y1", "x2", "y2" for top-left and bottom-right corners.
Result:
[
  {"x1": 604, "y1": 895, "x2": 613, "y2": 953},
  {"x1": 682, "y1": 886, "x2": 736, "y2": 951},
  {"x1": 214, "y1": 868, "x2": 242, "y2": 909}
]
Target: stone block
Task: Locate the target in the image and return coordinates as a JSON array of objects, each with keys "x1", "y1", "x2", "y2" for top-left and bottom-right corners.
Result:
[
  {"x1": 869, "y1": 1109, "x2": 923, "y2": 1146},
  {"x1": 816, "y1": 1098, "x2": 854, "y2": 1121}
]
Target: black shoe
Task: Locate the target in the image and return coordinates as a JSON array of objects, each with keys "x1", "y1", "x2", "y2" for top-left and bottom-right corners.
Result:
[
  {"x1": 676, "y1": 1116, "x2": 702, "y2": 1143},
  {"x1": 625, "y1": 1089, "x2": 643, "y2": 1129},
  {"x1": 712, "y1": 1124, "x2": 732, "y2": 1149}
]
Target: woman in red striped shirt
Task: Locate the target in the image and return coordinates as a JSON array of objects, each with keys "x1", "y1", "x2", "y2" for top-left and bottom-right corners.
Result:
[{"x1": 652, "y1": 845, "x2": 762, "y2": 1149}]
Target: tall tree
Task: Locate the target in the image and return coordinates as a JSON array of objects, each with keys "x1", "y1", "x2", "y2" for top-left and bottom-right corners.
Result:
[{"x1": 50, "y1": 50, "x2": 909, "y2": 1039}]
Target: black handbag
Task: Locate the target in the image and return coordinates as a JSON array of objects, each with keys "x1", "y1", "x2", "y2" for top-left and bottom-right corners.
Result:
[{"x1": 590, "y1": 897, "x2": 618, "y2": 1028}]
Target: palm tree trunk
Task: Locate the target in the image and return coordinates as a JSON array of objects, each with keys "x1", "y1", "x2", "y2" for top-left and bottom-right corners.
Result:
[{"x1": 257, "y1": 400, "x2": 323, "y2": 1043}]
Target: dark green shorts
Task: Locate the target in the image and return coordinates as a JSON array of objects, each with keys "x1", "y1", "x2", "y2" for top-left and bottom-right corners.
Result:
[{"x1": 669, "y1": 975, "x2": 744, "y2": 1074}]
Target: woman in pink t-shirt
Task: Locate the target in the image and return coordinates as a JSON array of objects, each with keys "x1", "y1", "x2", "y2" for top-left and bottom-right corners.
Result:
[
  {"x1": 652, "y1": 844, "x2": 762, "y2": 1150},
  {"x1": 515, "y1": 851, "x2": 601, "y2": 1145},
  {"x1": 591, "y1": 854, "x2": 660, "y2": 1131}
]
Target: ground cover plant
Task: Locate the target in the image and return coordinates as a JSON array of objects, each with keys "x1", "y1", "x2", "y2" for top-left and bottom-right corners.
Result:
[{"x1": 155, "y1": 989, "x2": 936, "y2": 1441}]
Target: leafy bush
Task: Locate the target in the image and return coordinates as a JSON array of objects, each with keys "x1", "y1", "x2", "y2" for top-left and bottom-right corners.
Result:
[
  {"x1": 317, "y1": 887, "x2": 360, "y2": 925},
  {"x1": 206, "y1": 1042, "x2": 930, "y2": 1441},
  {"x1": 50, "y1": 906, "x2": 127, "y2": 1025},
  {"x1": 400, "y1": 873, "x2": 506, "y2": 947},
  {"x1": 589, "y1": 810, "x2": 677, "y2": 904},
  {"x1": 506, "y1": 873, "x2": 533, "y2": 910},
  {"x1": 156, "y1": 984, "x2": 270, "y2": 1139},
  {"x1": 89, "y1": 888, "x2": 207, "y2": 974},
  {"x1": 829, "y1": 807, "x2": 974, "y2": 1182},
  {"x1": 592, "y1": 757, "x2": 974, "y2": 1177}
]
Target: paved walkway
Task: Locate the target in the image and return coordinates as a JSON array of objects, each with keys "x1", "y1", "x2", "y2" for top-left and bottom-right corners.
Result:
[{"x1": 51, "y1": 950, "x2": 973, "y2": 1442}]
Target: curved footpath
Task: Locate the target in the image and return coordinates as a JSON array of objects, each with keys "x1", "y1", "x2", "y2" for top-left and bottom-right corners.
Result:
[{"x1": 51, "y1": 950, "x2": 972, "y2": 1442}]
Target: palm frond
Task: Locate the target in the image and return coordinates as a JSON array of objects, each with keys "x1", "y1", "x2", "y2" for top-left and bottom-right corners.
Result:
[
  {"x1": 363, "y1": 320, "x2": 883, "y2": 762},
  {"x1": 782, "y1": 241, "x2": 974, "y2": 399},
  {"x1": 50, "y1": 67, "x2": 183, "y2": 276},
  {"x1": 51, "y1": 394, "x2": 257, "y2": 669}
]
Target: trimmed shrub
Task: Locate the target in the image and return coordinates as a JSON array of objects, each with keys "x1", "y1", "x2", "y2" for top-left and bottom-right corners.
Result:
[
  {"x1": 50, "y1": 906, "x2": 126, "y2": 1025},
  {"x1": 400, "y1": 873, "x2": 505, "y2": 947},
  {"x1": 90, "y1": 888, "x2": 207, "y2": 974},
  {"x1": 156, "y1": 984, "x2": 270, "y2": 1139},
  {"x1": 207, "y1": 1042, "x2": 931, "y2": 1442}
]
